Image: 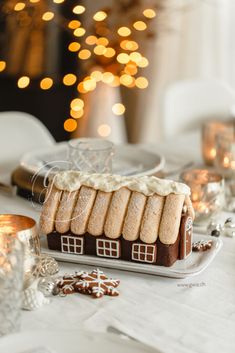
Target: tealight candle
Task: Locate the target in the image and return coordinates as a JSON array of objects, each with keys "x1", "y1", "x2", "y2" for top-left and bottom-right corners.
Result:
[
  {"x1": 201, "y1": 120, "x2": 232, "y2": 165},
  {"x1": 181, "y1": 169, "x2": 225, "y2": 224},
  {"x1": 0, "y1": 215, "x2": 40, "y2": 272},
  {"x1": 215, "y1": 130, "x2": 235, "y2": 179}
]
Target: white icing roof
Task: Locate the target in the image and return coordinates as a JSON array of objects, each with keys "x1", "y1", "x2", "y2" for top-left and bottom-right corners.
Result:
[{"x1": 52, "y1": 171, "x2": 191, "y2": 196}]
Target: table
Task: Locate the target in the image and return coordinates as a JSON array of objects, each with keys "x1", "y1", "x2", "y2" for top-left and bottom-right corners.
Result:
[{"x1": 0, "y1": 132, "x2": 235, "y2": 353}]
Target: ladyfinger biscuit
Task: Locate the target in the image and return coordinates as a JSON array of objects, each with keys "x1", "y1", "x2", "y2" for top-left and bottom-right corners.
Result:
[
  {"x1": 39, "y1": 181, "x2": 62, "y2": 235},
  {"x1": 71, "y1": 186, "x2": 97, "y2": 235},
  {"x1": 104, "y1": 187, "x2": 131, "y2": 239},
  {"x1": 87, "y1": 191, "x2": 112, "y2": 236},
  {"x1": 122, "y1": 191, "x2": 147, "y2": 241},
  {"x1": 55, "y1": 190, "x2": 78, "y2": 234},
  {"x1": 159, "y1": 194, "x2": 185, "y2": 245},
  {"x1": 140, "y1": 194, "x2": 165, "y2": 244},
  {"x1": 185, "y1": 195, "x2": 195, "y2": 220}
]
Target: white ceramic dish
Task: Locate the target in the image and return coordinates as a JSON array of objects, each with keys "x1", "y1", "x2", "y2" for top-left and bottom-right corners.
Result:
[
  {"x1": 40, "y1": 235, "x2": 222, "y2": 279},
  {"x1": 20, "y1": 141, "x2": 165, "y2": 177},
  {"x1": 0, "y1": 329, "x2": 157, "y2": 353}
]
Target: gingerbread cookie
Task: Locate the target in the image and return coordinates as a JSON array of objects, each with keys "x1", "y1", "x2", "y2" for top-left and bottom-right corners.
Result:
[
  {"x1": 57, "y1": 272, "x2": 84, "y2": 295},
  {"x1": 56, "y1": 269, "x2": 120, "y2": 298},
  {"x1": 75, "y1": 269, "x2": 120, "y2": 298},
  {"x1": 192, "y1": 240, "x2": 212, "y2": 252}
]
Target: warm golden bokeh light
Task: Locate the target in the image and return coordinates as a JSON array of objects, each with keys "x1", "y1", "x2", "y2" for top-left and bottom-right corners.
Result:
[
  {"x1": 70, "y1": 98, "x2": 84, "y2": 111},
  {"x1": 17, "y1": 76, "x2": 30, "y2": 88},
  {"x1": 78, "y1": 49, "x2": 91, "y2": 60},
  {"x1": 72, "y1": 5, "x2": 85, "y2": 15},
  {"x1": 126, "y1": 41, "x2": 139, "y2": 51},
  {"x1": 129, "y1": 52, "x2": 142, "y2": 63},
  {"x1": 68, "y1": 42, "x2": 81, "y2": 52},
  {"x1": 93, "y1": 11, "x2": 107, "y2": 21},
  {"x1": 137, "y1": 57, "x2": 149, "y2": 68},
  {"x1": 96, "y1": 37, "x2": 109, "y2": 46},
  {"x1": 42, "y1": 12, "x2": 54, "y2": 21},
  {"x1": 68, "y1": 20, "x2": 81, "y2": 29},
  {"x1": 120, "y1": 40, "x2": 139, "y2": 51},
  {"x1": 98, "y1": 124, "x2": 111, "y2": 137},
  {"x1": 120, "y1": 74, "x2": 134, "y2": 87},
  {"x1": 143, "y1": 8, "x2": 156, "y2": 18},
  {"x1": 70, "y1": 109, "x2": 84, "y2": 119},
  {"x1": 94, "y1": 45, "x2": 106, "y2": 55},
  {"x1": 83, "y1": 77, "x2": 96, "y2": 91},
  {"x1": 117, "y1": 53, "x2": 130, "y2": 64},
  {"x1": 30, "y1": 0, "x2": 40, "y2": 3},
  {"x1": 112, "y1": 103, "x2": 126, "y2": 115},
  {"x1": 117, "y1": 27, "x2": 131, "y2": 37},
  {"x1": 133, "y1": 21, "x2": 147, "y2": 31},
  {"x1": 73, "y1": 28, "x2": 86, "y2": 37},
  {"x1": 77, "y1": 82, "x2": 87, "y2": 93},
  {"x1": 109, "y1": 76, "x2": 120, "y2": 87},
  {"x1": 124, "y1": 63, "x2": 138, "y2": 75},
  {"x1": 53, "y1": 0, "x2": 65, "y2": 3},
  {"x1": 40, "y1": 77, "x2": 53, "y2": 90},
  {"x1": 103, "y1": 47, "x2": 116, "y2": 58},
  {"x1": 85, "y1": 35, "x2": 97, "y2": 45},
  {"x1": 135, "y1": 77, "x2": 149, "y2": 89},
  {"x1": 64, "y1": 118, "x2": 77, "y2": 132},
  {"x1": 63, "y1": 74, "x2": 77, "y2": 86},
  {"x1": 0, "y1": 61, "x2": 6, "y2": 72},
  {"x1": 14, "y1": 2, "x2": 26, "y2": 11},
  {"x1": 91, "y1": 70, "x2": 103, "y2": 82},
  {"x1": 102, "y1": 72, "x2": 114, "y2": 84}
]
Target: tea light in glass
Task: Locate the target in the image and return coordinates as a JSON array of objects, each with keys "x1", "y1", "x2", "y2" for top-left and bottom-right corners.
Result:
[
  {"x1": 0, "y1": 215, "x2": 39, "y2": 272},
  {"x1": 181, "y1": 169, "x2": 225, "y2": 224},
  {"x1": 215, "y1": 130, "x2": 235, "y2": 179},
  {"x1": 201, "y1": 120, "x2": 231, "y2": 165}
]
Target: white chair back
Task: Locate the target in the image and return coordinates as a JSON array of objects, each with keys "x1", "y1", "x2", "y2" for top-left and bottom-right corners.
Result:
[
  {"x1": 0, "y1": 111, "x2": 55, "y2": 164},
  {"x1": 163, "y1": 79, "x2": 235, "y2": 138}
]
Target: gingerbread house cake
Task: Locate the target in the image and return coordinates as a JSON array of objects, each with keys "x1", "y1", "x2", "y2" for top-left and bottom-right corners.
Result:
[{"x1": 39, "y1": 171, "x2": 194, "y2": 267}]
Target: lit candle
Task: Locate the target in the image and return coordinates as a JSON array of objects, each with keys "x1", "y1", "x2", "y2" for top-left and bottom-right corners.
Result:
[
  {"x1": 201, "y1": 120, "x2": 232, "y2": 165},
  {"x1": 0, "y1": 215, "x2": 39, "y2": 272},
  {"x1": 181, "y1": 169, "x2": 224, "y2": 224},
  {"x1": 215, "y1": 130, "x2": 235, "y2": 178}
]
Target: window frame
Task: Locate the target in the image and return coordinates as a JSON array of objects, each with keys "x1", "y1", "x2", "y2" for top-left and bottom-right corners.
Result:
[{"x1": 61, "y1": 235, "x2": 84, "y2": 255}]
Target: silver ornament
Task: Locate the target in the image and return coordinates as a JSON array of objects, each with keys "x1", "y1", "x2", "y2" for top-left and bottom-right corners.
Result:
[
  {"x1": 38, "y1": 277, "x2": 57, "y2": 297},
  {"x1": 207, "y1": 219, "x2": 223, "y2": 235},
  {"x1": 223, "y1": 219, "x2": 235, "y2": 238},
  {"x1": 33, "y1": 255, "x2": 59, "y2": 277},
  {"x1": 22, "y1": 288, "x2": 50, "y2": 310}
]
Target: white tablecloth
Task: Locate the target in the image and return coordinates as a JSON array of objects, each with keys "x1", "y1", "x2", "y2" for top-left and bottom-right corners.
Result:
[{"x1": 0, "y1": 132, "x2": 235, "y2": 353}]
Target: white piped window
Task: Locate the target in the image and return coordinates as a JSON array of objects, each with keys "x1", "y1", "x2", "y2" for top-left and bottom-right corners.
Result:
[
  {"x1": 186, "y1": 217, "x2": 193, "y2": 231},
  {"x1": 61, "y1": 236, "x2": 84, "y2": 255},
  {"x1": 132, "y1": 244, "x2": 156, "y2": 263},
  {"x1": 96, "y1": 239, "x2": 120, "y2": 258}
]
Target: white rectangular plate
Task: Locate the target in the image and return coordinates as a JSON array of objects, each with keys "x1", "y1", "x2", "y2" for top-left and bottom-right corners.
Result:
[{"x1": 40, "y1": 234, "x2": 222, "y2": 279}]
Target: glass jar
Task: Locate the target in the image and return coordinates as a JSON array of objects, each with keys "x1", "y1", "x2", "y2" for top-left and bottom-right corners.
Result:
[
  {"x1": 68, "y1": 138, "x2": 114, "y2": 173},
  {"x1": 0, "y1": 234, "x2": 24, "y2": 336},
  {"x1": 181, "y1": 169, "x2": 225, "y2": 224}
]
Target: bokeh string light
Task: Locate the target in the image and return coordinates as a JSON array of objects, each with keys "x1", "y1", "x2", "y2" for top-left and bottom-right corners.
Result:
[{"x1": 0, "y1": 1, "x2": 157, "y2": 134}]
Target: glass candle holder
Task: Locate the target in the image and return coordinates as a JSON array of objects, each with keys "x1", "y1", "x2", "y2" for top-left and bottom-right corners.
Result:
[
  {"x1": 68, "y1": 138, "x2": 114, "y2": 173},
  {"x1": 0, "y1": 234, "x2": 24, "y2": 336},
  {"x1": 214, "y1": 130, "x2": 235, "y2": 179},
  {"x1": 201, "y1": 120, "x2": 232, "y2": 165},
  {"x1": 0, "y1": 215, "x2": 39, "y2": 273},
  {"x1": 181, "y1": 169, "x2": 225, "y2": 224}
]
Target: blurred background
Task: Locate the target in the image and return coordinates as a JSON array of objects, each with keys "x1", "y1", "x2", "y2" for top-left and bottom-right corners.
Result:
[{"x1": 0, "y1": 0, "x2": 234, "y2": 143}]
